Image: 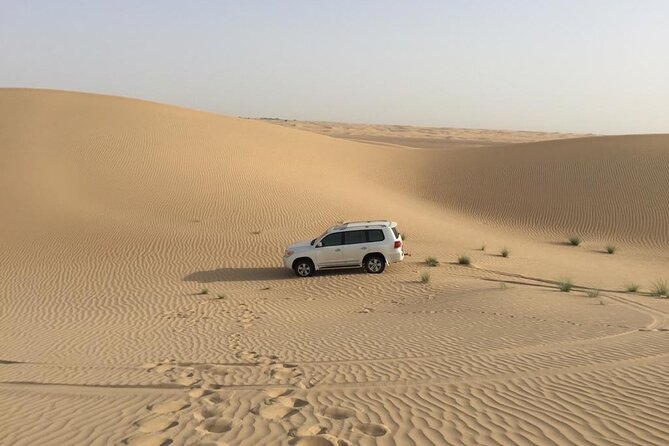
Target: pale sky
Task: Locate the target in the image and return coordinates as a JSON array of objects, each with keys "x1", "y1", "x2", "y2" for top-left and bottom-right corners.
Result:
[{"x1": 2, "y1": 1, "x2": 668, "y2": 134}]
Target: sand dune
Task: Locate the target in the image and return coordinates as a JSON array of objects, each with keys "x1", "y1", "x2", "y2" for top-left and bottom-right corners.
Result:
[
  {"x1": 262, "y1": 119, "x2": 593, "y2": 149},
  {"x1": 1, "y1": 89, "x2": 668, "y2": 446}
]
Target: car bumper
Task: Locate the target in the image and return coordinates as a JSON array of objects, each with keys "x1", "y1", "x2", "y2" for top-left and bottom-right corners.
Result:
[
  {"x1": 387, "y1": 250, "x2": 404, "y2": 263},
  {"x1": 283, "y1": 256, "x2": 293, "y2": 269}
]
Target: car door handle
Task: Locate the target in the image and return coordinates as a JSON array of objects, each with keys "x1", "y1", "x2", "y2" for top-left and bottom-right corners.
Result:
[
  {"x1": 335, "y1": 248, "x2": 341, "y2": 252},
  {"x1": 361, "y1": 247, "x2": 367, "y2": 250}
]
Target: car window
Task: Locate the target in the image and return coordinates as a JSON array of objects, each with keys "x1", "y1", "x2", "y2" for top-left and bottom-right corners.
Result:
[
  {"x1": 320, "y1": 232, "x2": 343, "y2": 247},
  {"x1": 366, "y1": 229, "x2": 385, "y2": 242},
  {"x1": 392, "y1": 227, "x2": 400, "y2": 239},
  {"x1": 344, "y1": 230, "x2": 366, "y2": 245}
]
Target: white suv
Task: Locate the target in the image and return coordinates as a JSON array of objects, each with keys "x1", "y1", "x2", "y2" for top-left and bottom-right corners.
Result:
[{"x1": 283, "y1": 220, "x2": 404, "y2": 277}]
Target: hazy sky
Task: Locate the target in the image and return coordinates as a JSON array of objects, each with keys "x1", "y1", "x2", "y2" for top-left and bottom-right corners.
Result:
[{"x1": 2, "y1": 1, "x2": 668, "y2": 133}]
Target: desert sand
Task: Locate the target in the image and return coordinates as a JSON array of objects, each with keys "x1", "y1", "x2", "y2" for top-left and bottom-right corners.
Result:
[
  {"x1": 260, "y1": 119, "x2": 594, "y2": 150},
  {"x1": 1, "y1": 88, "x2": 668, "y2": 446}
]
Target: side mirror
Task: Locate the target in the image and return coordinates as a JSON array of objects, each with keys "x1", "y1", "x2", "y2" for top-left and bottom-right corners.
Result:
[{"x1": 316, "y1": 242, "x2": 323, "y2": 248}]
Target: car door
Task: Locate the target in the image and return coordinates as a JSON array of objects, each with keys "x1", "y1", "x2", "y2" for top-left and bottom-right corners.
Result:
[
  {"x1": 341, "y1": 230, "x2": 368, "y2": 265},
  {"x1": 315, "y1": 232, "x2": 344, "y2": 266}
]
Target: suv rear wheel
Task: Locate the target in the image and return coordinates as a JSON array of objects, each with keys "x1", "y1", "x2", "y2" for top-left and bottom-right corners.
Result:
[
  {"x1": 293, "y1": 258, "x2": 315, "y2": 277},
  {"x1": 364, "y1": 254, "x2": 386, "y2": 274}
]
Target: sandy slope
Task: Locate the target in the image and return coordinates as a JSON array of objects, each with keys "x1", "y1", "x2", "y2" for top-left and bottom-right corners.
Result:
[{"x1": 1, "y1": 89, "x2": 668, "y2": 446}]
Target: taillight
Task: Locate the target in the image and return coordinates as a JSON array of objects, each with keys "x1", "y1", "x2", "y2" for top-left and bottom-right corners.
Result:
[{"x1": 394, "y1": 240, "x2": 402, "y2": 249}]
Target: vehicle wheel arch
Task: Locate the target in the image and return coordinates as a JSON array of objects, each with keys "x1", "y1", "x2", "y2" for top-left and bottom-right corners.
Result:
[
  {"x1": 292, "y1": 257, "x2": 315, "y2": 270},
  {"x1": 362, "y1": 252, "x2": 386, "y2": 265}
]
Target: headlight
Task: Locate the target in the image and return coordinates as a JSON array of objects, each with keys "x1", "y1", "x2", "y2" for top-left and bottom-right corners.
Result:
[{"x1": 284, "y1": 249, "x2": 294, "y2": 257}]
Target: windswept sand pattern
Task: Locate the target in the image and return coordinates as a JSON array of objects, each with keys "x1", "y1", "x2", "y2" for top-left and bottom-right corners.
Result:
[{"x1": 1, "y1": 89, "x2": 669, "y2": 445}]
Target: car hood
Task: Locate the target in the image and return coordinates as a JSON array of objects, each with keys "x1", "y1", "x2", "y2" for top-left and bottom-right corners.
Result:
[{"x1": 287, "y1": 239, "x2": 314, "y2": 251}]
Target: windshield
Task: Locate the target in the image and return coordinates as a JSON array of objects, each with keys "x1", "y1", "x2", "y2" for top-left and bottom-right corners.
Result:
[{"x1": 313, "y1": 230, "x2": 329, "y2": 244}]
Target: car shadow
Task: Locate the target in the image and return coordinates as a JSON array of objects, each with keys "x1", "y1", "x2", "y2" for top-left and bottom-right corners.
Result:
[
  {"x1": 183, "y1": 267, "x2": 294, "y2": 283},
  {"x1": 183, "y1": 266, "x2": 368, "y2": 283}
]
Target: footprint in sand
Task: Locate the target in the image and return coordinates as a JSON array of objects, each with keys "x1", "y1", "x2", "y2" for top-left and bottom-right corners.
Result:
[
  {"x1": 257, "y1": 388, "x2": 310, "y2": 421},
  {"x1": 258, "y1": 403, "x2": 299, "y2": 420},
  {"x1": 264, "y1": 387, "x2": 293, "y2": 398},
  {"x1": 188, "y1": 388, "x2": 212, "y2": 399},
  {"x1": 353, "y1": 422, "x2": 389, "y2": 437},
  {"x1": 235, "y1": 350, "x2": 260, "y2": 362},
  {"x1": 291, "y1": 424, "x2": 326, "y2": 436},
  {"x1": 192, "y1": 405, "x2": 225, "y2": 422},
  {"x1": 273, "y1": 396, "x2": 308, "y2": 409},
  {"x1": 195, "y1": 417, "x2": 238, "y2": 435},
  {"x1": 270, "y1": 364, "x2": 301, "y2": 381},
  {"x1": 321, "y1": 406, "x2": 357, "y2": 420},
  {"x1": 123, "y1": 433, "x2": 173, "y2": 446},
  {"x1": 135, "y1": 414, "x2": 178, "y2": 433},
  {"x1": 202, "y1": 392, "x2": 226, "y2": 406},
  {"x1": 147, "y1": 400, "x2": 190, "y2": 414}
]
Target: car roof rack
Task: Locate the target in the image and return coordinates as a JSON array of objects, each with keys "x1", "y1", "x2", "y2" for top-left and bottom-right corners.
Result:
[{"x1": 331, "y1": 220, "x2": 394, "y2": 231}]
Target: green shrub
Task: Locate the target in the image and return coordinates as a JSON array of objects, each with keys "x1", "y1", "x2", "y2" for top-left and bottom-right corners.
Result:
[
  {"x1": 425, "y1": 257, "x2": 439, "y2": 267},
  {"x1": 420, "y1": 272, "x2": 431, "y2": 284},
  {"x1": 480, "y1": 244, "x2": 486, "y2": 251},
  {"x1": 216, "y1": 293, "x2": 226, "y2": 299},
  {"x1": 198, "y1": 288, "x2": 209, "y2": 295},
  {"x1": 606, "y1": 245, "x2": 616, "y2": 254},
  {"x1": 651, "y1": 279, "x2": 668, "y2": 297},
  {"x1": 500, "y1": 247, "x2": 510, "y2": 258},
  {"x1": 457, "y1": 255, "x2": 471, "y2": 265},
  {"x1": 586, "y1": 289, "x2": 600, "y2": 298},
  {"x1": 558, "y1": 279, "x2": 573, "y2": 292},
  {"x1": 625, "y1": 283, "x2": 639, "y2": 293},
  {"x1": 568, "y1": 236, "x2": 581, "y2": 246}
]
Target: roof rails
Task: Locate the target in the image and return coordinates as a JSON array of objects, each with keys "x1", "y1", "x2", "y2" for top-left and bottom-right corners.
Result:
[{"x1": 331, "y1": 220, "x2": 393, "y2": 230}]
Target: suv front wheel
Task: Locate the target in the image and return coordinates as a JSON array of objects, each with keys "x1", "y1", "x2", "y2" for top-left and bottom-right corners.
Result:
[
  {"x1": 293, "y1": 258, "x2": 315, "y2": 277},
  {"x1": 364, "y1": 255, "x2": 386, "y2": 274}
]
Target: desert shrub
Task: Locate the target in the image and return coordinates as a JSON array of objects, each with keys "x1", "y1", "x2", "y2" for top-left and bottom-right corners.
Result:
[
  {"x1": 651, "y1": 279, "x2": 668, "y2": 297},
  {"x1": 586, "y1": 289, "x2": 600, "y2": 298},
  {"x1": 457, "y1": 255, "x2": 471, "y2": 265},
  {"x1": 481, "y1": 244, "x2": 486, "y2": 251},
  {"x1": 216, "y1": 293, "x2": 226, "y2": 299},
  {"x1": 625, "y1": 283, "x2": 639, "y2": 293},
  {"x1": 420, "y1": 272, "x2": 431, "y2": 284},
  {"x1": 500, "y1": 247, "x2": 510, "y2": 258},
  {"x1": 499, "y1": 282, "x2": 508, "y2": 290},
  {"x1": 558, "y1": 278, "x2": 573, "y2": 292},
  {"x1": 606, "y1": 245, "x2": 616, "y2": 254},
  {"x1": 425, "y1": 257, "x2": 439, "y2": 267},
  {"x1": 198, "y1": 288, "x2": 209, "y2": 295},
  {"x1": 568, "y1": 236, "x2": 581, "y2": 246}
]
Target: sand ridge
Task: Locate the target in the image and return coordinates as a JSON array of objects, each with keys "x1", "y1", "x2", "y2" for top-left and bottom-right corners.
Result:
[{"x1": 1, "y1": 89, "x2": 668, "y2": 445}]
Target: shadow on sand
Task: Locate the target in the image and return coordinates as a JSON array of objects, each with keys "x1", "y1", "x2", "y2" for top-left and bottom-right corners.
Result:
[
  {"x1": 184, "y1": 267, "x2": 293, "y2": 283},
  {"x1": 184, "y1": 266, "x2": 368, "y2": 283}
]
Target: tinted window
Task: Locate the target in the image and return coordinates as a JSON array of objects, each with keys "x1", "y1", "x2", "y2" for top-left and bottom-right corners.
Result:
[
  {"x1": 366, "y1": 229, "x2": 385, "y2": 242},
  {"x1": 392, "y1": 227, "x2": 400, "y2": 239},
  {"x1": 320, "y1": 233, "x2": 343, "y2": 247},
  {"x1": 344, "y1": 230, "x2": 366, "y2": 245}
]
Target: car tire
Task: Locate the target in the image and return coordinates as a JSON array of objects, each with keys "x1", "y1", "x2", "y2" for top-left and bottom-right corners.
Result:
[
  {"x1": 364, "y1": 255, "x2": 386, "y2": 274},
  {"x1": 293, "y1": 258, "x2": 315, "y2": 277}
]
